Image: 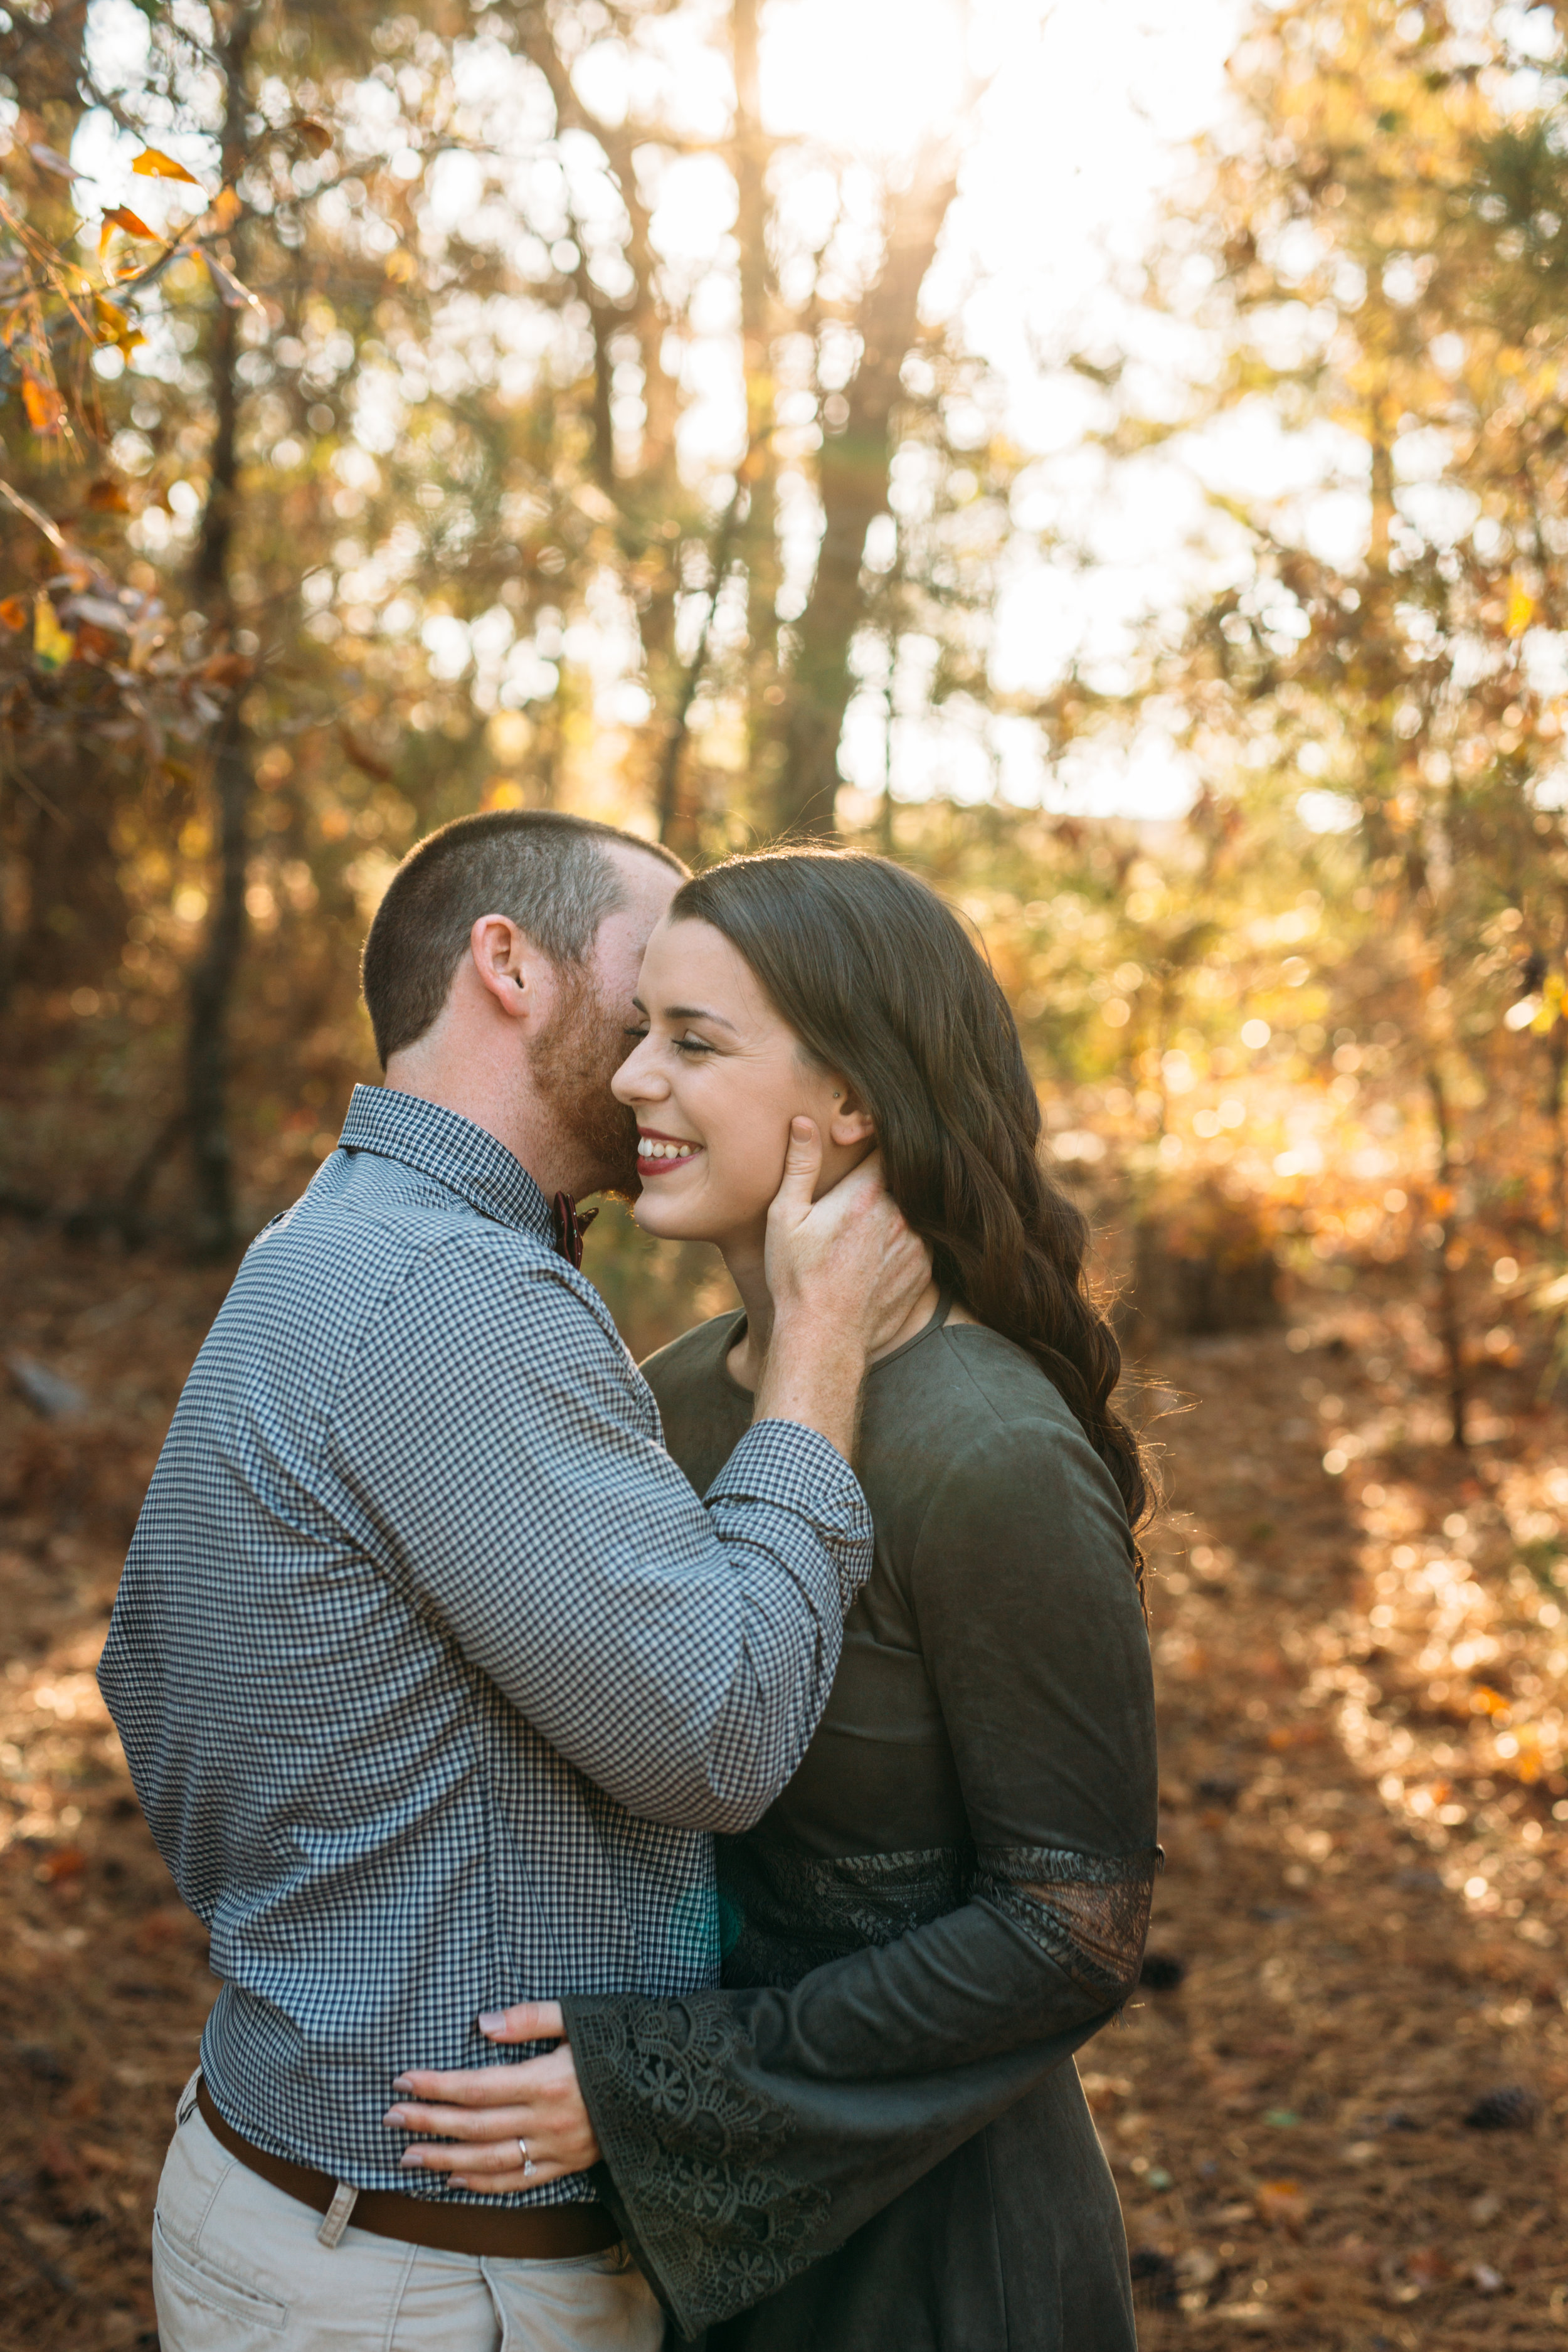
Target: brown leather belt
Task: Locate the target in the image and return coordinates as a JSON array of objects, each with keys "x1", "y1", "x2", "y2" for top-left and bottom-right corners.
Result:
[{"x1": 196, "y1": 2077, "x2": 620, "y2": 2259}]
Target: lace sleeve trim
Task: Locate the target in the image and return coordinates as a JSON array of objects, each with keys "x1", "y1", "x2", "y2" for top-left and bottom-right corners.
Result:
[
  {"x1": 970, "y1": 1843, "x2": 1160, "y2": 2004},
  {"x1": 569, "y1": 1995, "x2": 831, "y2": 2338}
]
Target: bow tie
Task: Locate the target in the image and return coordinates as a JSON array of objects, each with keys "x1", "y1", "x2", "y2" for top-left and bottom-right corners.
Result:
[{"x1": 552, "y1": 1192, "x2": 598, "y2": 1270}]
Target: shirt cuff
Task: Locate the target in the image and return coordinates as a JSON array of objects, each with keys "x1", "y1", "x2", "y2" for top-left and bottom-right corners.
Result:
[{"x1": 704, "y1": 1417, "x2": 874, "y2": 1614}]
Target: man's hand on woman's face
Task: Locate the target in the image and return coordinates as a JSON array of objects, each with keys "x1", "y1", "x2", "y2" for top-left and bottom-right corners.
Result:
[
  {"x1": 383, "y1": 2002, "x2": 599, "y2": 2194},
  {"x1": 765, "y1": 1119, "x2": 931, "y2": 1356}
]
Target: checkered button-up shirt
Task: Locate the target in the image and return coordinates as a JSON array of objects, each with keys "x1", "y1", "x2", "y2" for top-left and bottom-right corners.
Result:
[{"x1": 98, "y1": 1084, "x2": 872, "y2": 2203}]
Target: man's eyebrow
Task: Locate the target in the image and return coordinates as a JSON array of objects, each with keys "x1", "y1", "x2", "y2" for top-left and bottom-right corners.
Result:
[{"x1": 664, "y1": 1003, "x2": 738, "y2": 1032}]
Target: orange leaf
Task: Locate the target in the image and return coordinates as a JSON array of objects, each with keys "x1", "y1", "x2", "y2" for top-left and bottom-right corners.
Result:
[
  {"x1": 1256, "y1": 2179, "x2": 1311, "y2": 2231},
  {"x1": 36, "y1": 1845, "x2": 87, "y2": 1883},
  {"x1": 21, "y1": 376, "x2": 64, "y2": 434},
  {"x1": 201, "y1": 650, "x2": 253, "y2": 687},
  {"x1": 132, "y1": 147, "x2": 204, "y2": 188},
  {"x1": 100, "y1": 205, "x2": 157, "y2": 252},
  {"x1": 297, "y1": 119, "x2": 332, "y2": 157},
  {"x1": 84, "y1": 476, "x2": 132, "y2": 514},
  {"x1": 0, "y1": 596, "x2": 28, "y2": 631},
  {"x1": 210, "y1": 186, "x2": 243, "y2": 230}
]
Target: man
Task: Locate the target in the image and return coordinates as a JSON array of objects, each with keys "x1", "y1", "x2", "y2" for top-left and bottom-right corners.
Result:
[{"x1": 100, "y1": 808, "x2": 928, "y2": 2352}]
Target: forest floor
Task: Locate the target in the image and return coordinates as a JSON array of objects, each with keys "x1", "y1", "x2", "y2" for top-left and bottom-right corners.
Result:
[{"x1": 0, "y1": 1217, "x2": 1565, "y2": 2350}]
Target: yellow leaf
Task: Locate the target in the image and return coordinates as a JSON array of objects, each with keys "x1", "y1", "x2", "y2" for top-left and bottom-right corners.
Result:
[
  {"x1": 33, "y1": 595, "x2": 75, "y2": 672},
  {"x1": 21, "y1": 376, "x2": 63, "y2": 433},
  {"x1": 210, "y1": 186, "x2": 242, "y2": 230},
  {"x1": 1505, "y1": 578, "x2": 1535, "y2": 638},
  {"x1": 132, "y1": 147, "x2": 205, "y2": 189},
  {"x1": 92, "y1": 294, "x2": 130, "y2": 342}
]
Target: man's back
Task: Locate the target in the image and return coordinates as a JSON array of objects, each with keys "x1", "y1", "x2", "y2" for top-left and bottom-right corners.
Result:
[{"x1": 101, "y1": 1086, "x2": 872, "y2": 2201}]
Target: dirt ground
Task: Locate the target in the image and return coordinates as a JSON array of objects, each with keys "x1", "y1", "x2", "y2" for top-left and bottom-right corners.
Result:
[{"x1": 0, "y1": 1217, "x2": 1564, "y2": 2349}]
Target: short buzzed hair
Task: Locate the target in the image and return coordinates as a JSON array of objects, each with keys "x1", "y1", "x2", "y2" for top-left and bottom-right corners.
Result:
[{"x1": 361, "y1": 808, "x2": 686, "y2": 1067}]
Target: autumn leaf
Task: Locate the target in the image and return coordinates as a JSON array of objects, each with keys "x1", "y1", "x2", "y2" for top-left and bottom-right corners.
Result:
[
  {"x1": 21, "y1": 376, "x2": 64, "y2": 434},
  {"x1": 99, "y1": 206, "x2": 157, "y2": 256},
  {"x1": 35, "y1": 1845, "x2": 87, "y2": 1883},
  {"x1": 33, "y1": 596, "x2": 76, "y2": 672},
  {"x1": 74, "y1": 621, "x2": 120, "y2": 661},
  {"x1": 84, "y1": 476, "x2": 132, "y2": 514},
  {"x1": 210, "y1": 186, "x2": 243, "y2": 230},
  {"x1": 1256, "y1": 2179, "x2": 1311, "y2": 2231},
  {"x1": 1505, "y1": 578, "x2": 1535, "y2": 638},
  {"x1": 90, "y1": 295, "x2": 144, "y2": 354},
  {"x1": 296, "y1": 119, "x2": 332, "y2": 157},
  {"x1": 0, "y1": 596, "x2": 29, "y2": 631},
  {"x1": 132, "y1": 147, "x2": 205, "y2": 189},
  {"x1": 201, "y1": 650, "x2": 254, "y2": 687}
]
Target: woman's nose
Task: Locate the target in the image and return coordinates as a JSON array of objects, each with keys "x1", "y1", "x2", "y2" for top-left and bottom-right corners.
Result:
[{"x1": 612, "y1": 1036, "x2": 665, "y2": 1103}]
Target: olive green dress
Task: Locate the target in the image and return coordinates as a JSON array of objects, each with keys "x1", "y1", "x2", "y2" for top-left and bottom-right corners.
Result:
[{"x1": 563, "y1": 1301, "x2": 1158, "y2": 2349}]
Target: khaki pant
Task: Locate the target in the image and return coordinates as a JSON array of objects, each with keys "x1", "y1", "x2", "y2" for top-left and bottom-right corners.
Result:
[{"x1": 151, "y1": 2074, "x2": 664, "y2": 2351}]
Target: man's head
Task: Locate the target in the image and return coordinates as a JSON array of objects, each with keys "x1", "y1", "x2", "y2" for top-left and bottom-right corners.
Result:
[{"x1": 361, "y1": 810, "x2": 686, "y2": 1199}]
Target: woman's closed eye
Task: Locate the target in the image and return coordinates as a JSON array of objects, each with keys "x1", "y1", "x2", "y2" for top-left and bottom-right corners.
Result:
[{"x1": 672, "y1": 1032, "x2": 717, "y2": 1057}]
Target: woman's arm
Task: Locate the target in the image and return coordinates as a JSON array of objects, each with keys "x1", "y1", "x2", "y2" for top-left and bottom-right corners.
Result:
[{"x1": 388, "y1": 1411, "x2": 1158, "y2": 2337}]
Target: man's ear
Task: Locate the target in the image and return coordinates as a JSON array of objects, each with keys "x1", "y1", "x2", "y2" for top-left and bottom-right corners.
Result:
[
  {"x1": 827, "y1": 1081, "x2": 876, "y2": 1150},
  {"x1": 469, "y1": 914, "x2": 550, "y2": 1023}
]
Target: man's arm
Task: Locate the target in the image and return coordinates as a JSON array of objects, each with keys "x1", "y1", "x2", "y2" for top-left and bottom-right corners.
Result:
[{"x1": 329, "y1": 1201, "x2": 923, "y2": 1834}]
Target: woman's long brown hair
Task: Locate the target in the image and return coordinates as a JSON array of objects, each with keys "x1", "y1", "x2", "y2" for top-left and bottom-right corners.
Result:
[{"x1": 671, "y1": 847, "x2": 1152, "y2": 1554}]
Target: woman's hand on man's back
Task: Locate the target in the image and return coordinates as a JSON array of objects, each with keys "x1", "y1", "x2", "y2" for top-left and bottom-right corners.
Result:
[{"x1": 383, "y1": 2001, "x2": 600, "y2": 2193}]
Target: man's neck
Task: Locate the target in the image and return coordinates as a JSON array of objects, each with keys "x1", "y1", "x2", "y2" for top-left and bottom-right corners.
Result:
[{"x1": 382, "y1": 1061, "x2": 572, "y2": 1205}]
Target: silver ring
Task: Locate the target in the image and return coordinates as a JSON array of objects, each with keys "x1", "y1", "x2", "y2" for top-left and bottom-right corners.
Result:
[{"x1": 519, "y1": 2137, "x2": 534, "y2": 2179}]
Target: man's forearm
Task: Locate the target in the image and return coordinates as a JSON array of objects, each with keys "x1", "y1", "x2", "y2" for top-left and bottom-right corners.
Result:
[{"x1": 753, "y1": 1310, "x2": 868, "y2": 1460}]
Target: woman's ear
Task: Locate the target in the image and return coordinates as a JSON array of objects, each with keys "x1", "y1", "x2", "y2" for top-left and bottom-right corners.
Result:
[{"x1": 827, "y1": 1082, "x2": 876, "y2": 1149}]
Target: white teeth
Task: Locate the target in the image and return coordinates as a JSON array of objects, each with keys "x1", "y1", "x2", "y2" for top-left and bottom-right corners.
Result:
[{"x1": 638, "y1": 1138, "x2": 698, "y2": 1161}]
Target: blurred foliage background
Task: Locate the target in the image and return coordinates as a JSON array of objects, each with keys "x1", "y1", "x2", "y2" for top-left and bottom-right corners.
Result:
[{"x1": 3, "y1": 0, "x2": 1567, "y2": 1424}]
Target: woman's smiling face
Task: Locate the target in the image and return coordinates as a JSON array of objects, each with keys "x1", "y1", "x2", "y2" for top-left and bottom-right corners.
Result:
[{"x1": 612, "y1": 915, "x2": 872, "y2": 1247}]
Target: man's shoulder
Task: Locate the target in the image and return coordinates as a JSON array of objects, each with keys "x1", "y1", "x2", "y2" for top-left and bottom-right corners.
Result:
[{"x1": 230, "y1": 1152, "x2": 590, "y2": 1357}]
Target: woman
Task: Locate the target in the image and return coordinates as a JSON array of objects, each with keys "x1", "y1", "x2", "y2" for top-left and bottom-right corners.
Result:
[{"x1": 386, "y1": 849, "x2": 1159, "y2": 2348}]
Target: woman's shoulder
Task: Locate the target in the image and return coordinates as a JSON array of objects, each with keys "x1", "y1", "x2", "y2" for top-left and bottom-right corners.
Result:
[
  {"x1": 638, "y1": 1310, "x2": 744, "y2": 1399},
  {"x1": 886, "y1": 1316, "x2": 1083, "y2": 1439},
  {"x1": 869, "y1": 1319, "x2": 1131, "y2": 1530}
]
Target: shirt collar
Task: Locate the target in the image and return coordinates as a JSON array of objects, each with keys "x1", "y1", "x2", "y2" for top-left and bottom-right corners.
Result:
[{"x1": 337, "y1": 1084, "x2": 556, "y2": 1244}]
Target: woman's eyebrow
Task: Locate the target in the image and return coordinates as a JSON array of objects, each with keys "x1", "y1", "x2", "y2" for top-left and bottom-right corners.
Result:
[{"x1": 664, "y1": 1003, "x2": 738, "y2": 1032}]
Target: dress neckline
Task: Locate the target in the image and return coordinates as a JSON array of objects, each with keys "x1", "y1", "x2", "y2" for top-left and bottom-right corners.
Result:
[{"x1": 717, "y1": 1290, "x2": 955, "y2": 1403}]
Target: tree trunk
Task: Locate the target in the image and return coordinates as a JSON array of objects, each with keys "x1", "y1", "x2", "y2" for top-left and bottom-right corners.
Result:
[
  {"x1": 773, "y1": 152, "x2": 957, "y2": 837},
  {"x1": 656, "y1": 480, "x2": 746, "y2": 856},
  {"x1": 732, "y1": 0, "x2": 783, "y2": 805},
  {"x1": 183, "y1": 4, "x2": 256, "y2": 1257},
  {"x1": 1425, "y1": 1062, "x2": 1470, "y2": 1451}
]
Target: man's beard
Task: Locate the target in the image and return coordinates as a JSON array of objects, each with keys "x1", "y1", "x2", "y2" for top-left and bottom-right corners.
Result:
[{"x1": 531, "y1": 963, "x2": 642, "y2": 1201}]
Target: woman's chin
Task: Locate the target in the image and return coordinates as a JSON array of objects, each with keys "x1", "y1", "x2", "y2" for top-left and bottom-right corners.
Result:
[{"x1": 632, "y1": 1188, "x2": 712, "y2": 1241}]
